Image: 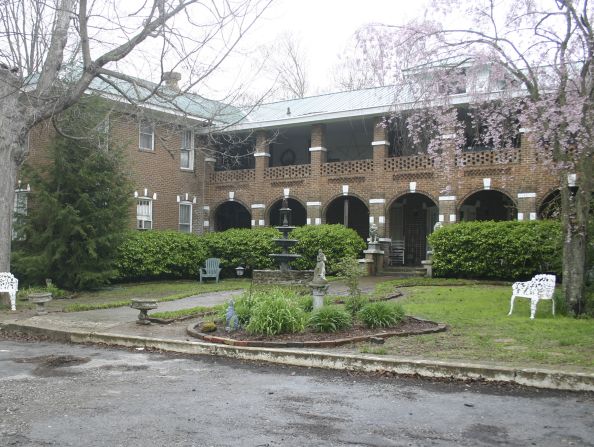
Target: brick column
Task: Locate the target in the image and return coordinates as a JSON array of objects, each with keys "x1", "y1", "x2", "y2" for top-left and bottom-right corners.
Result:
[
  {"x1": 250, "y1": 203, "x2": 266, "y2": 227},
  {"x1": 372, "y1": 118, "x2": 388, "y2": 192},
  {"x1": 368, "y1": 198, "x2": 387, "y2": 237},
  {"x1": 201, "y1": 155, "x2": 216, "y2": 233},
  {"x1": 516, "y1": 192, "x2": 537, "y2": 221},
  {"x1": 309, "y1": 124, "x2": 327, "y2": 178},
  {"x1": 254, "y1": 131, "x2": 270, "y2": 183},
  {"x1": 438, "y1": 195, "x2": 457, "y2": 226},
  {"x1": 306, "y1": 201, "x2": 322, "y2": 226}
]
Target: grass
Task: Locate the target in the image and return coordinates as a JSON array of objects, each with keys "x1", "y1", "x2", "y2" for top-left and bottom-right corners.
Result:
[
  {"x1": 13, "y1": 279, "x2": 250, "y2": 313},
  {"x1": 371, "y1": 283, "x2": 594, "y2": 370},
  {"x1": 150, "y1": 305, "x2": 213, "y2": 320}
]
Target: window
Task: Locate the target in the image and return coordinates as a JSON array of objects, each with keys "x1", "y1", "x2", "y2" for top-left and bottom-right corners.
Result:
[
  {"x1": 139, "y1": 121, "x2": 154, "y2": 151},
  {"x1": 137, "y1": 199, "x2": 152, "y2": 229},
  {"x1": 12, "y1": 190, "x2": 28, "y2": 240},
  {"x1": 180, "y1": 130, "x2": 194, "y2": 170},
  {"x1": 179, "y1": 202, "x2": 192, "y2": 233}
]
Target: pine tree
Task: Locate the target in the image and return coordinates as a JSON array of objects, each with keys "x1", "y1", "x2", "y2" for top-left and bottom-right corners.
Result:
[{"x1": 12, "y1": 99, "x2": 132, "y2": 290}]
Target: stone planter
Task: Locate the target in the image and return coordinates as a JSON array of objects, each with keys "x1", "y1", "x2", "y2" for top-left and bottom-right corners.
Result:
[
  {"x1": 130, "y1": 299, "x2": 158, "y2": 325},
  {"x1": 28, "y1": 292, "x2": 52, "y2": 315}
]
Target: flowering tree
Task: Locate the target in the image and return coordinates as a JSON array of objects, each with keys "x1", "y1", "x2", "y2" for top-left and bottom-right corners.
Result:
[
  {"x1": 361, "y1": 0, "x2": 593, "y2": 314},
  {"x1": 0, "y1": 0, "x2": 272, "y2": 283}
]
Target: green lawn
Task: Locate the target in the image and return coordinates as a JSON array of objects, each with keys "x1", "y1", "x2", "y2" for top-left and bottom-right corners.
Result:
[
  {"x1": 372, "y1": 282, "x2": 594, "y2": 370},
  {"x1": 11, "y1": 279, "x2": 249, "y2": 312}
]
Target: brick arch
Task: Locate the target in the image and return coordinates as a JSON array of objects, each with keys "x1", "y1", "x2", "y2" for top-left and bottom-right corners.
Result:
[
  {"x1": 322, "y1": 191, "x2": 369, "y2": 213},
  {"x1": 457, "y1": 188, "x2": 517, "y2": 222},
  {"x1": 212, "y1": 199, "x2": 252, "y2": 231},
  {"x1": 266, "y1": 196, "x2": 307, "y2": 227},
  {"x1": 322, "y1": 193, "x2": 370, "y2": 241},
  {"x1": 386, "y1": 190, "x2": 438, "y2": 211},
  {"x1": 538, "y1": 188, "x2": 561, "y2": 219}
]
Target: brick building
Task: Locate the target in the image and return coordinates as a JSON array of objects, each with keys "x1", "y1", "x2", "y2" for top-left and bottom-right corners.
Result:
[{"x1": 20, "y1": 71, "x2": 559, "y2": 267}]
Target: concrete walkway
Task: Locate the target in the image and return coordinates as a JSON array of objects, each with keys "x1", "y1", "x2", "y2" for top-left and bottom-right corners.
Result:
[{"x1": 1, "y1": 276, "x2": 593, "y2": 392}]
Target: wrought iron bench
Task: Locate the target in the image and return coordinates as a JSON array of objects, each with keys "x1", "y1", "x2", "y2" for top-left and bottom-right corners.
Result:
[
  {"x1": 508, "y1": 274, "x2": 556, "y2": 319},
  {"x1": 0, "y1": 272, "x2": 18, "y2": 311},
  {"x1": 200, "y1": 258, "x2": 222, "y2": 283}
]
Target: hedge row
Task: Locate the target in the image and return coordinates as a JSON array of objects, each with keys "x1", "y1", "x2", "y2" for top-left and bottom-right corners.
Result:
[
  {"x1": 114, "y1": 225, "x2": 366, "y2": 281},
  {"x1": 428, "y1": 220, "x2": 562, "y2": 280}
]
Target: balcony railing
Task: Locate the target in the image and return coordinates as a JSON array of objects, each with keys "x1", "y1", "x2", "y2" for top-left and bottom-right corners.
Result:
[
  {"x1": 210, "y1": 168, "x2": 255, "y2": 184},
  {"x1": 321, "y1": 159, "x2": 373, "y2": 176},
  {"x1": 384, "y1": 154, "x2": 434, "y2": 171},
  {"x1": 456, "y1": 148, "x2": 521, "y2": 166},
  {"x1": 264, "y1": 164, "x2": 311, "y2": 180}
]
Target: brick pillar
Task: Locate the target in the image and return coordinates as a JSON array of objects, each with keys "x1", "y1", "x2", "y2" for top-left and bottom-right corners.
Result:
[
  {"x1": 516, "y1": 192, "x2": 537, "y2": 221},
  {"x1": 306, "y1": 201, "x2": 322, "y2": 226},
  {"x1": 438, "y1": 195, "x2": 457, "y2": 226},
  {"x1": 201, "y1": 155, "x2": 216, "y2": 233},
  {"x1": 309, "y1": 124, "x2": 327, "y2": 178},
  {"x1": 368, "y1": 199, "x2": 387, "y2": 237},
  {"x1": 250, "y1": 203, "x2": 266, "y2": 227},
  {"x1": 372, "y1": 118, "x2": 388, "y2": 192},
  {"x1": 254, "y1": 131, "x2": 270, "y2": 183}
]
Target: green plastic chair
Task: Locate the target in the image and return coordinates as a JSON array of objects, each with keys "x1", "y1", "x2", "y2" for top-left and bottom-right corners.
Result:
[{"x1": 200, "y1": 258, "x2": 222, "y2": 283}]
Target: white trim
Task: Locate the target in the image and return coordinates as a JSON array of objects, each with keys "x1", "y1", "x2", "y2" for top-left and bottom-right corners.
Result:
[
  {"x1": 342, "y1": 185, "x2": 349, "y2": 195},
  {"x1": 371, "y1": 140, "x2": 387, "y2": 146},
  {"x1": 379, "y1": 237, "x2": 391, "y2": 242},
  {"x1": 378, "y1": 216, "x2": 385, "y2": 224},
  {"x1": 306, "y1": 218, "x2": 312, "y2": 225},
  {"x1": 449, "y1": 214, "x2": 457, "y2": 222},
  {"x1": 519, "y1": 127, "x2": 531, "y2": 133},
  {"x1": 253, "y1": 152, "x2": 271, "y2": 157},
  {"x1": 203, "y1": 205, "x2": 210, "y2": 211},
  {"x1": 483, "y1": 178, "x2": 491, "y2": 190},
  {"x1": 204, "y1": 157, "x2": 216, "y2": 163},
  {"x1": 315, "y1": 218, "x2": 321, "y2": 225},
  {"x1": 309, "y1": 146, "x2": 327, "y2": 152},
  {"x1": 369, "y1": 216, "x2": 375, "y2": 224},
  {"x1": 529, "y1": 212, "x2": 537, "y2": 221},
  {"x1": 179, "y1": 202, "x2": 192, "y2": 233},
  {"x1": 439, "y1": 196, "x2": 456, "y2": 201},
  {"x1": 251, "y1": 204, "x2": 266, "y2": 209},
  {"x1": 203, "y1": 220, "x2": 210, "y2": 227},
  {"x1": 283, "y1": 188, "x2": 290, "y2": 198},
  {"x1": 369, "y1": 198, "x2": 385, "y2": 204},
  {"x1": 307, "y1": 201, "x2": 322, "y2": 206},
  {"x1": 440, "y1": 133, "x2": 457, "y2": 140},
  {"x1": 251, "y1": 220, "x2": 255, "y2": 226},
  {"x1": 258, "y1": 219, "x2": 265, "y2": 226},
  {"x1": 517, "y1": 192, "x2": 536, "y2": 199},
  {"x1": 409, "y1": 181, "x2": 417, "y2": 193},
  {"x1": 517, "y1": 212, "x2": 524, "y2": 221},
  {"x1": 439, "y1": 214, "x2": 445, "y2": 222},
  {"x1": 228, "y1": 191, "x2": 235, "y2": 200}
]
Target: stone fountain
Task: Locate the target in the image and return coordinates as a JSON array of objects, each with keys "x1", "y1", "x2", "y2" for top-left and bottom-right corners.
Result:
[{"x1": 253, "y1": 199, "x2": 313, "y2": 285}]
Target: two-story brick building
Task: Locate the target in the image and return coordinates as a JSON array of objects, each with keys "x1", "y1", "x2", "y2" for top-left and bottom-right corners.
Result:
[{"x1": 21, "y1": 70, "x2": 559, "y2": 267}]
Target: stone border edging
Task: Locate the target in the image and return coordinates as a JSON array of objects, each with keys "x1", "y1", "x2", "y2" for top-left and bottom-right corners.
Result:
[
  {"x1": 186, "y1": 316, "x2": 446, "y2": 348},
  {"x1": 2, "y1": 321, "x2": 593, "y2": 392}
]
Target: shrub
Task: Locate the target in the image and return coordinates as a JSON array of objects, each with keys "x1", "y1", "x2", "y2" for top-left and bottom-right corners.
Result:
[
  {"x1": 336, "y1": 257, "x2": 363, "y2": 298},
  {"x1": 290, "y1": 225, "x2": 366, "y2": 274},
  {"x1": 358, "y1": 302, "x2": 405, "y2": 329},
  {"x1": 344, "y1": 294, "x2": 369, "y2": 315},
  {"x1": 201, "y1": 227, "x2": 280, "y2": 277},
  {"x1": 428, "y1": 220, "x2": 562, "y2": 280},
  {"x1": 308, "y1": 306, "x2": 352, "y2": 332},
  {"x1": 245, "y1": 288, "x2": 307, "y2": 336},
  {"x1": 114, "y1": 231, "x2": 209, "y2": 281}
]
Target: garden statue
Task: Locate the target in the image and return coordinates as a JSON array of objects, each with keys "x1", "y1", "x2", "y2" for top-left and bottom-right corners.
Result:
[
  {"x1": 433, "y1": 221, "x2": 443, "y2": 232},
  {"x1": 313, "y1": 249, "x2": 327, "y2": 282},
  {"x1": 225, "y1": 300, "x2": 239, "y2": 332},
  {"x1": 369, "y1": 223, "x2": 379, "y2": 244}
]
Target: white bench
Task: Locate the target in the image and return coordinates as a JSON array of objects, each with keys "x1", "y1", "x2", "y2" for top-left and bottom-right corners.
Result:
[
  {"x1": 508, "y1": 274, "x2": 556, "y2": 319},
  {"x1": 0, "y1": 272, "x2": 18, "y2": 311}
]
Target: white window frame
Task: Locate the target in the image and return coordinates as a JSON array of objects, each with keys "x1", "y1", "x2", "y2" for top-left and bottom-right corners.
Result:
[
  {"x1": 137, "y1": 198, "x2": 153, "y2": 230},
  {"x1": 180, "y1": 130, "x2": 194, "y2": 170},
  {"x1": 139, "y1": 121, "x2": 154, "y2": 151},
  {"x1": 179, "y1": 202, "x2": 192, "y2": 233}
]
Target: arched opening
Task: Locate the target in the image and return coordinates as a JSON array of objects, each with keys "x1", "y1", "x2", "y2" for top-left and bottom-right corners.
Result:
[
  {"x1": 388, "y1": 194, "x2": 438, "y2": 266},
  {"x1": 459, "y1": 190, "x2": 516, "y2": 222},
  {"x1": 268, "y1": 198, "x2": 307, "y2": 227},
  {"x1": 214, "y1": 201, "x2": 251, "y2": 232},
  {"x1": 325, "y1": 195, "x2": 369, "y2": 241},
  {"x1": 539, "y1": 190, "x2": 561, "y2": 219}
]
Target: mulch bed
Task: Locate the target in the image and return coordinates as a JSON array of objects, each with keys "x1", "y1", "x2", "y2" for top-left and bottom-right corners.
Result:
[{"x1": 187, "y1": 316, "x2": 446, "y2": 348}]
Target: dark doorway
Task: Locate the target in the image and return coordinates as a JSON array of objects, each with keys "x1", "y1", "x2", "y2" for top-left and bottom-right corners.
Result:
[
  {"x1": 268, "y1": 199, "x2": 307, "y2": 227},
  {"x1": 459, "y1": 190, "x2": 516, "y2": 221},
  {"x1": 325, "y1": 195, "x2": 369, "y2": 241},
  {"x1": 388, "y1": 194, "x2": 438, "y2": 265},
  {"x1": 214, "y1": 201, "x2": 251, "y2": 231}
]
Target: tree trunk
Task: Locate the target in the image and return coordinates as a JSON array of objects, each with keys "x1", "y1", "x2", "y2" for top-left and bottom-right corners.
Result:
[{"x1": 561, "y1": 184, "x2": 588, "y2": 315}]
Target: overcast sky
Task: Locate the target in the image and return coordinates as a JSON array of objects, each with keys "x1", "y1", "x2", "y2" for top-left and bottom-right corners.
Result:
[{"x1": 203, "y1": 0, "x2": 431, "y2": 99}]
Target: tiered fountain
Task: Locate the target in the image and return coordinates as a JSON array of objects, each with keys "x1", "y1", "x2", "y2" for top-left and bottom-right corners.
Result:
[{"x1": 253, "y1": 199, "x2": 313, "y2": 284}]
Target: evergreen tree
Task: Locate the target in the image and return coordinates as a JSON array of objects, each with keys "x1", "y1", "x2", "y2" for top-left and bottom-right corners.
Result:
[{"x1": 12, "y1": 99, "x2": 132, "y2": 290}]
